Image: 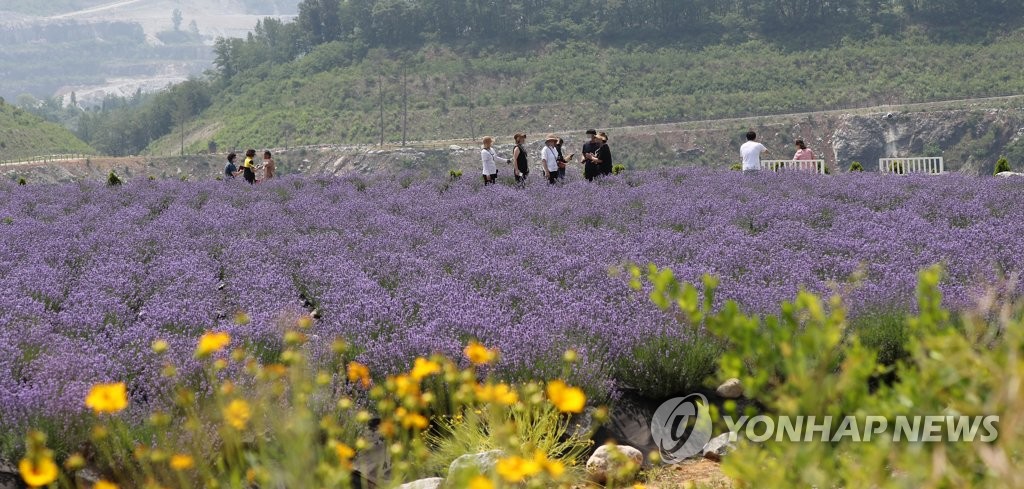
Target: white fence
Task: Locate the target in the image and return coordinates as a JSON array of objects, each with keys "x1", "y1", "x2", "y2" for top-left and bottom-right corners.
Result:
[
  {"x1": 762, "y1": 160, "x2": 827, "y2": 174},
  {"x1": 879, "y1": 157, "x2": 944, "y2": 174},
  {"x1": 0, "y1": 154, "x2": 90, "y2": 167}
]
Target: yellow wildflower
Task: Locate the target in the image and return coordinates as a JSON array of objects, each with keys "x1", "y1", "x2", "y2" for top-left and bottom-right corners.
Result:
[
  {"x1": 334, "y1": 442, "x2": 356, "y2": 468},
  {"x1": 474, "y1": 383, "x2": 519, "y2": 405},
  {"x1": 391, "y1": 374, "x2": 419, "y2": 397},
  {"x1": 151, "y1": 339, "x2": 169, "y2": 354},
  {"x1": 468, "y1": 476, "x2": 495, "y2": 489},
  {"x1": 196, "y1": 331, "x2": 230, "y2": 357},
  {"x1": 169, "y1": 454, "x2": 195, "y2": 470},
  {"x1": 495, "y1": 455, "x2": 542, "y2": 483},
  {"x1": 94, "y1": 481, "x2": 120, "y2": 489},
  {"x1": 64, "y1": 453, "x2": 86, "y2": 471},
  {"x1": 534, "y1": 450, "x2": 565, "y2": 478},
  {"x1": 19, "y1": 457, "x2": 58, "y2": 488},
  {"x1": 85, "y1": 382, "x2": 128, "y2": 414},
  {"x1": 410, "y1": 357, "x2": 441, "y2": 381},
  {"x1": 401, "y1": 413, "x2": 429, "y2": 430},
  {"x1": 464, "y1": 341, "x2": 497, "y2": 365},
  {"x1": 223, "y1": 399, "x2": 252, "y2": 430},
  {"x1": 347, "y1": 362, "x2": 371, "y2": 388},
  {"x1": 546, "y1": 380, "x2": 586, "y2": 413}
]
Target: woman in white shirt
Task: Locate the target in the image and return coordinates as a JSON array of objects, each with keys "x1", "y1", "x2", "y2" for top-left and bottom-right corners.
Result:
[
  {"x1": 542, "y1": 135, "x2": 561, "y2": 185},
  {"x1": 480, "y1": 136, "x2": 509, "y2": 186}
]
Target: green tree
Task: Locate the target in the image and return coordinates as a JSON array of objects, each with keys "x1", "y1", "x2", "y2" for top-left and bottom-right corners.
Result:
[{"x1": 172, "y1": 8, "x2": 183, "y2": 31}]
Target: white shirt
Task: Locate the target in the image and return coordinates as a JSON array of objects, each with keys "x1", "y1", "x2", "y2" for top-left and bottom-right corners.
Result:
[
  {"x1": 481, "y1": 148, "x2": 507, "y2": 175},
  {"x1": 740, "y1": 141, "x2": 767, "y2": 171},
  {"x1": 541, "y1": 145, "x2": 560, "y2": 172}
]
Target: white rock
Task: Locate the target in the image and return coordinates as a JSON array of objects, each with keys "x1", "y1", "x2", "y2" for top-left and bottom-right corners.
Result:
[
  {"x1": 702, "y1": 433, "x2": 737, "y2": 462},
  {"x1": 715, "y1": 378, "x2": 743, "y2": 399},
  {"x1": 586, "y1": 444, "x2": 644, "y2": 484},
  {"x1": 449, "y1": 145, "x2": 464, "y2": 151},
  {"x1": 398, "y1": 477, "x2": 443, "y2": 489},
  {"x1": 996, "y1": 171, "x2": 1024, "y2": 177},
  {"x1": 448, "y1": 450, "x2": 504, "y2": 481}
]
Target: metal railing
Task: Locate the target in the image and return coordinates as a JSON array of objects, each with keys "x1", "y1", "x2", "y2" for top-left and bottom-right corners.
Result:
[
  {"x1": 879, "y1": 157, "x2": 944, "y2": 174},
  {"x1": 762, "y1": 159, "x2": 827, "y2": 174},
  {"x1": 0, "y1": 154, "x2": 91, "y2": 167}
]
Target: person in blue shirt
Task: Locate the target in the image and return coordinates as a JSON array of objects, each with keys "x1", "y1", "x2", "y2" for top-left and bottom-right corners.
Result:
[{"x1": 224, "y1": 153, "x2": 238, "y2": 179}]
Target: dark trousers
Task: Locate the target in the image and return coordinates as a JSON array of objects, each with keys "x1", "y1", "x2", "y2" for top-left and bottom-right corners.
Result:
[
  {"x1": 557, "y1": 167, "x2": 566, "y2": 179},
  {"x1": 243, "y1": 168, "x2": 256, "y2": 184},
  {"x1": 601, "y1": 162, "x2": 613, "y2": 175},
  {"x1": 547, "y1": 171, "x2": 558, "y2": 185},
  {"x1": 483, "y1": 174, "x2": 497, "y2": 185},
  {"x1": 584, "y1": 163, "x2": 600, "y2": 181},
  {"x1": 515, "y1": 172, "x2": 528, "y2": 184}
]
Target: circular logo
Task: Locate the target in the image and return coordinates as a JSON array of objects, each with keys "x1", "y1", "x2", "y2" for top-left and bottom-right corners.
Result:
[{"x1": 650, "y1": 393, "x2": 713, "y2": 462}]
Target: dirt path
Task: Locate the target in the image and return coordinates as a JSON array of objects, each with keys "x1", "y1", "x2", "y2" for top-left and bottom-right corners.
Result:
[{"x1": 47, "y1": 0, "x2": 145, "y2": 19}]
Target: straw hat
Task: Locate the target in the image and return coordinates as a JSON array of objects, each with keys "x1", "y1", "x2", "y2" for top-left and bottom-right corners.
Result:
[{"x1": 545, "y1": 134, "x2": 559, "y2": 142}]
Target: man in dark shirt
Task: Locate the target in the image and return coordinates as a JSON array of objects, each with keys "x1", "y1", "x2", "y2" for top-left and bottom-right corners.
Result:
[{"x1": 581, "y1": 129, "x2": 602, "y2": 181}]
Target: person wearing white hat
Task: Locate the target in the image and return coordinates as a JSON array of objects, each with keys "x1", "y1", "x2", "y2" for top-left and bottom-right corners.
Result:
[{"x1": 541, "y1": 135, "x2": 561, "y2": 185}]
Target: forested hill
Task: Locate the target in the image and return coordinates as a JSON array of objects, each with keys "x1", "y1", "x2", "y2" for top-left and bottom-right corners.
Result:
[
  {"x1": 34, "y1": 0, "x2": 1024, "y2": 158},
  {"x1": 0, "y1": 100, "x2": 94, "y2": 162}
]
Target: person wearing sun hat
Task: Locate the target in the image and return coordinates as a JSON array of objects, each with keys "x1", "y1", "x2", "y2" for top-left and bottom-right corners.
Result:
[
  {"x1": 480, "y1": 136, "x2": 509, "y2": 186},
  {"x1": 541, "y1": 134, "x2": 561, "y2": 185}
]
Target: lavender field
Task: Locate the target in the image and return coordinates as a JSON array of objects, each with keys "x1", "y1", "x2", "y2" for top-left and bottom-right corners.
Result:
[{"x1": 1, "y1": 170, "x2": 1022, "y2": 450}]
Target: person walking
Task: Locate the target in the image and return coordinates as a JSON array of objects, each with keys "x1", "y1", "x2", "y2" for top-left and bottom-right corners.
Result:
[
  {"x1": 262, "y1": 151, "x2": 276, "y2": 181},
  {"x1": 224, "y1": 152, "x2": 238, "y2": 179},
  {"x1": 581, "y1": 129, "x2": 602, "y2": 181},
  {"x1": 512, "y1": 133, "x2": 529, "y2": 185},
  {"x1": 240, "y1": 149, "x2": 257, "y2": 184},
  {"x1": 740, "y1": 131, "x2": 771, "y2": 172},
  {"x1": 480, "y1": 136, "x2": 509, "y2": 185},
  {"x1": 541, "y1": 135, "x2": 561, "y2": 185}
]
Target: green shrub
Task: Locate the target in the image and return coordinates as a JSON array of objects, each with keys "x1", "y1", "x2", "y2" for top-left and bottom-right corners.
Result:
[
  {"x1": 17, "y1": 177, "x2": 27, "y2": 185},
  {"x1": 615, "y1": 329, "x2": 724, "y2": 398},
  {"x1": 2, "y1": 217, "x2": 12, "y2": 225},
  {"x1": 636, "y1": 263, "x2": 1024, "y2": 489},
  {"x1": 888, "y1": 160, "x2": 904, "y2": 174},
  {"x1": 612, "y1": 164, "x2": 626, "y2": 175},
  {"x1": 849, "y1": 161, "x2": 864, "y2": 172},
  {"x1": 994, "y1": 156, "x2": 1011, "y2": 174},
  {"x1": 449, "y1": 169, "x2": 463, "y2": 180},
  {"x1": 106, "y1": 171, "x2": 122, "y2": 186},
  {"x1": 730, "y1": 163, "x2": 742, "y2": 171},
  {"x1": 848, "y1": 308, "x2": 909, "y2": 366}
]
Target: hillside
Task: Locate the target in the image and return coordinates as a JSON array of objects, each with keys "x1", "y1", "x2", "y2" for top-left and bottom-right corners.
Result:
[
  {"x1": 0, "y1": 100, "x2": 95, "y2": 163},
  {"x1": 146, "y1": 34, "x2": 1024, "y2": 163}
]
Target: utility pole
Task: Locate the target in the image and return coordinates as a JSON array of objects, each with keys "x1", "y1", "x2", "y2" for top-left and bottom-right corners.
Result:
[
  {"x1": 402, "y1": 64, "x2": 408, "y2": 147},
  {"x1": 379, "y1": 73, "x2": 385, "y2": 147}
]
